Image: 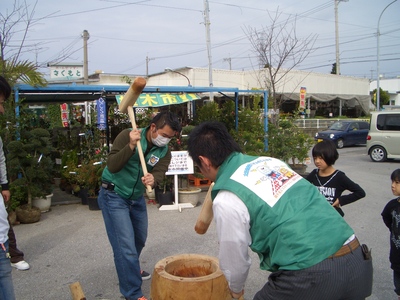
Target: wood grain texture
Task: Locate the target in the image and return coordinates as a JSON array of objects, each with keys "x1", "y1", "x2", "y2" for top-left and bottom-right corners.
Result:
[
  {"x1": 150, "y1": 254, "x2": 231, "y2": 300},
  {"x1": 194, "y1": 182, "x2": 214, "y2": 234}
]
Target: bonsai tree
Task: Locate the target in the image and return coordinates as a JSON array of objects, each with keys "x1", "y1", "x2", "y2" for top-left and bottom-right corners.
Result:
[{"x1": 7, "y1": 128, "x2": 54, "y2": 209}]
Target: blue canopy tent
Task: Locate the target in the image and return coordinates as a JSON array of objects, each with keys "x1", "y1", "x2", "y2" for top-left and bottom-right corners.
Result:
[{"x1": 13, "y1": 84, "x2": 269, "y2": 150}]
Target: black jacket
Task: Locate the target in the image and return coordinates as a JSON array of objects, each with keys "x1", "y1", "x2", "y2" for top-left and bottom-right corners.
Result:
[{"x1": 382, "y1": 198, "x2": 400, "y2": 271}]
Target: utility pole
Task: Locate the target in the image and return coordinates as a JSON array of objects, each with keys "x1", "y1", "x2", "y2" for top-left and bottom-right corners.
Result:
[
  {"x1": 146, "y1": 56, "x2": 154, "y2": 76},
  {"x1": 82, "y1": 29, "x2": 90, "y2": 125},
  {"x1": 203, "y1": 0, "x2": 214, "y2": 101},
  {"x1": 376, "y1": 0, "x2": 398, "y2": 111},
  {"x1": 82, "y1": 30, "x2": 90, "y2": 84},
  {"x1": 334, "y1": 0, "x2": 348, "y2": 75},
  {"x1": 334, "y1": 0, "x2": 347, "y2": 116},
  {"x1": 223, "y1": 57, "x2": 232, "y2": 70}
]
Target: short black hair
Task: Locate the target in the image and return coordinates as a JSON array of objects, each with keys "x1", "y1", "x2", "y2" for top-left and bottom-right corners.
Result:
[
  {"x1": 151, "y1": 111, "x2": 182, "y2": 133},
  {"x1": 391, "y1": 169, "x2": 400, "y2": 182},
  {"x1": 187, "y1": 121, "x2": 242, "y2": 168},
  {"x1": 312, "y1": 140, "x2": 339, "y2": 166},
  {"x1": 0, "y1": 75, "x2": 12, "y2": 100}
]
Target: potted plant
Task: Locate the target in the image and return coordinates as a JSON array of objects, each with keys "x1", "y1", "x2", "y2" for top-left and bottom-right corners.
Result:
[
  {"x1": 59, "y1": 149, "x2": 79, "y2": 194},
  {"x1": 155, "y1": 175, "x2": 174, "y2": 206},
  {"x1": 76, "y1": 159, "x2": 105, "y2": 210},
  {"x1": 7, "y1": 128, "x2": 54, "y2": 223},
  {"x1": 31, "y1": 193, "x2": 54, "y2": 213},
  {"x1": 7, "y1": 180, "x2": 26, "y2": 225},
  {"x1": 178, "y1": 172, "x2": 202, "y2": 207},
  {"x1": 60, "y1": 161, "x2": 80, "y2": 195}
]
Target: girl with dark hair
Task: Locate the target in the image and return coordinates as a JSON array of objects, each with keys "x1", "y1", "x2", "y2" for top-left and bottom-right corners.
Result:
[
  {"x1": 382, "y1": 169, "x2": 400, "y2": 300},
  {"x1": 306, "y1": 140, "x2": 366, "y2": 216}
]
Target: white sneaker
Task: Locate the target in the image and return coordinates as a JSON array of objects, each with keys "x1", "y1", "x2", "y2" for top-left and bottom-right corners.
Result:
[{"x1": 11, "y1": 260, "x2": 30, "y2": 270}]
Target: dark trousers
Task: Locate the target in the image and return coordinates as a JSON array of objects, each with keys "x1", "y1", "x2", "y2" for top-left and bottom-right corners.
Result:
[
  {"x1": 254, "y1": 246, "x2": 373, "y2": 300},
  {"x1": 394, "y1": 270, "x2": 400, "y2": 296},
  {"x1": 7, "y1": 219, "x2": 24, "y2": 264}
]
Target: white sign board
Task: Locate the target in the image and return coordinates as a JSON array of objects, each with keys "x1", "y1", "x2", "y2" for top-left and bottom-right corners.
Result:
[
  {"x1": 166, "y1": 151, "x2": 194, "y2": 175},
  {"x1": 49, "y1": 65, "x2": 83, "y2": 79},
  {"x1": 160, "y1": 151, "x2": 195, "y2": 212}
]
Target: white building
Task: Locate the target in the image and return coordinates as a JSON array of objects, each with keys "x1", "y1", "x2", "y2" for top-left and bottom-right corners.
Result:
[
  {"x1": 85, "y1": 66, "x2": 373, "y2": 116},
  {"x1": 370, "y1": 78, "x2": 400, "y2": 108}
]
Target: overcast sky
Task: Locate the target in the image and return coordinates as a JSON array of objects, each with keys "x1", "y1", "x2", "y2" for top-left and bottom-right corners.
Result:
[{"x1": 2, "y1": 0, "x2": 399, "y2": 81}]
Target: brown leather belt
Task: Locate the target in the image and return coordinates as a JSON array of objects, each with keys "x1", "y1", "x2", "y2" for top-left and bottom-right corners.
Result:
[{"x1": 329, "y1": 238, "x2": 360, "y2": 258}]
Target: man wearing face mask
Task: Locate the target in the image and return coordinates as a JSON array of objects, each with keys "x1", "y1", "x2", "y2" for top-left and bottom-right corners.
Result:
[{"x1": 98, "y1": 111, "x2": 181, "y2": 300}]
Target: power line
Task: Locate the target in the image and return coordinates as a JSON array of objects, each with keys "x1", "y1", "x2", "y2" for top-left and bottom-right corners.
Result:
[
  {"x1": 22, "y1": 0, "x2": 398, "y2": 78},
  {"x1": 36, "y1": 0, "x2": 151, "y2": 19},
  {"x1": 91, "y1": 35, "x2": 204, "y2": 46},
  {"x1": 300, "y1": 57, "x2": 400, "y2": 71}
]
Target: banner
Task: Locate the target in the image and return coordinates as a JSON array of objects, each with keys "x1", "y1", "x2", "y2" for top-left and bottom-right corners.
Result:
[
  {"x1": 115, "y1": 93, "x2": 200, "y2": 108},
  {"x1": 96, "y1": 98, "x2": 107, "y2": 130},
  {"x1": 60, "y1": 103, "x2": 69, "y2": 127},
  {"x1": 299, "y1": 87, "x2": 306, "y2": 109}
]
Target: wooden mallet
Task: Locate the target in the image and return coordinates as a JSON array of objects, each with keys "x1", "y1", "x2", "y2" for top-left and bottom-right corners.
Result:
[
  {"x1": 119, "y1": 77, "x2": 152, "y2": 193},
  {"x1": 194, "y1": 182, "x2": 214, "y2": 234},
  {"x1": 69, "y1": 282, "x2": 86, "y2": 300}
]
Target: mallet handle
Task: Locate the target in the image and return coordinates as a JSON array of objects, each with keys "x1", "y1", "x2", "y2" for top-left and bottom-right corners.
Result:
[
  {"x1": 194, "y1": 182, "x2": 214, "y2": 234},
  {"x1": 127, "y1": 106, "x2": 152, "y2": 193},
  {"x1": 69, "y1": 282, "x2": 86, "y2": 300}
]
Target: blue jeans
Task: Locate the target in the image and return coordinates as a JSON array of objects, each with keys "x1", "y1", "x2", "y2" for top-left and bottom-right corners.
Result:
[
  {"x1": 98, "y1": 187, "x2": 148, "y2": 300},
  {"x1": 0, "y1": 240, "x2": 16, "y2": 300}
]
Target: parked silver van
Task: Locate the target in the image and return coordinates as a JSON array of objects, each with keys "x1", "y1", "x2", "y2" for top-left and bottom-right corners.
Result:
[{"x1": 366, "y1": 111, "x2": 400, "y2": 162}]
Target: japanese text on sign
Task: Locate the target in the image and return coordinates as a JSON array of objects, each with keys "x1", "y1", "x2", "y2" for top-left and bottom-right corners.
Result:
[
  {"x1": 299, "y1": 87, "x2": 306, "y2": 109},
  {"x1": 50, "y1": 66, "x2": 83, "y2": 79},
  {"x1": 166, "y1": 151, "x2": 194, "y2": 175},
  {"x1": 115, "y1": 93, "x2": 200, "y2": 108}
]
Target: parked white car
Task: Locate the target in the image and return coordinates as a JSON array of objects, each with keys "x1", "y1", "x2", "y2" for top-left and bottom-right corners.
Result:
[{"x1": 366, "y1": 111, "x2": 400, "y2": 162}]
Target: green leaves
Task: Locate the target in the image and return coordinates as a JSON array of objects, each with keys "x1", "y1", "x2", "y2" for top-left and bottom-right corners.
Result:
[
  {"x1": 267, "y1": 115, "x2": 314, "y2": 164},
  {"x1": 0, "y1": 58, "x2": 47, "y2": 87},
  {"x1": 6, "y1": 128, "x2": 54, "y2": 208}
]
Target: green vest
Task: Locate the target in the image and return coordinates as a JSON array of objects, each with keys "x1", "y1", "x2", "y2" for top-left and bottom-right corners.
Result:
[
  {"x1": 212, "y1": 152, "x2": 354, "y2": 272},
  {"x1": 102, "y1": 128, "x2": 168, "y2": 200}
]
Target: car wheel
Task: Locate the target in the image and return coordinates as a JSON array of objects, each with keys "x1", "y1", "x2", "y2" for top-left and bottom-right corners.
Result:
[
  {"x1": 336, "y1": 139, "x2": 344, "y2": 149},
  {"x1": 370, "y1": 146, "x2": 387, "y2": 162}
]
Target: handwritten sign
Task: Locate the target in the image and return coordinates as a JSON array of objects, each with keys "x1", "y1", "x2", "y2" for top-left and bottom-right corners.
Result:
[{"x1": 166, "y1": 151, "x2": 194, "y2": 175}]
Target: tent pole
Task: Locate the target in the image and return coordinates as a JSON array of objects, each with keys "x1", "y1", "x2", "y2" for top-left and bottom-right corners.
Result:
[{"x1": 235, "y1": 92, "x2": 238, "y2": 131}]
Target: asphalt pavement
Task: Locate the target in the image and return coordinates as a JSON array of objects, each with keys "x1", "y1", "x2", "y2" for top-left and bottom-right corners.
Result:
[{"x1": 10, "y1": 146, "x2": 400, "y2": 299}]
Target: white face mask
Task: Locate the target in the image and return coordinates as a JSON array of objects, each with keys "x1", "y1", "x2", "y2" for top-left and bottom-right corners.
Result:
[{"x1": 151, "y1": 133, "x2": 171, "y2": 147}]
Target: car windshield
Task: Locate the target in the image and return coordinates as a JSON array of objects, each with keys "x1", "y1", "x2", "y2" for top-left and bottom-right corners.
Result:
[{"x1": 328, "y1": 122, "x2": 349, "y2": 131}]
